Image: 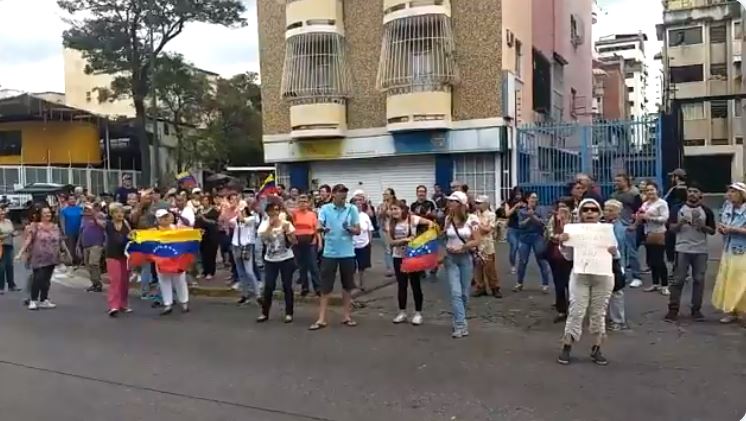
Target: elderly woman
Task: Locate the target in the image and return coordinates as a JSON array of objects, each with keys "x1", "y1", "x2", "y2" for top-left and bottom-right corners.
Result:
[
  {"x1": 154, "y1": 209, "x2": 190, "y2": 315},
  {"x1": 557, "y1": 198, "x2": 619, "y2": 366},
  {"x1": 105, "y1": 203, "x2": 132, "y2": 317},
  {"x1": 712, "y1": 182, "x2": 746, "y2": 325},
  {"x1": 0, "y1": 207, "x2": 19, "y2": 294}
]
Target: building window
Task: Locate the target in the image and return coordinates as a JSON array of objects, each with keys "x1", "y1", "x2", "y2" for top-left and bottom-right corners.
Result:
[
  {"x1": 736, "y1": 137, "x2": 743, "y2": 145},
  {"x1": 670, "y1": 65, "x2": 704, "y2": 83},
  {"x1": 533, "y1": 51, "x2": 551, "y2": 114},
  {"x1": 682, "y1": 102, "x2": 705, "y2": 120},
  {"x1": 0, "y1": 131, "x2": 22, "y2": 156},
  {"x1": 624, "y1": 72, "x2": 634, "y2": 79},
  {"x1": 453, "y1": 153, "x2": 497, "y2": 205},
  {"x1": 598, "y1": 44, "x2": 635, "y2": 53},
  {"x1": 711, "y1": 100, "x2": 728, "y2": 118},
  {"x1": 710, "y1": 63, "x2": 728, "y2": 79},
  {"x1": 629, "y1": 101, "x2": 634, "y2": 108},
  {"x1": 627, "y1": 86, "x2": 634, "y2": 93},
  {"x1": 163, "y1": 123, "x2": 170, "y2": 136},
  {"x1": 735, "y1": 21, "x2": 742, "y2": 40},
  {"x1": 711, "y1": 138, "x2": 730, "y2": 146},
  {"x1": 85, "y1": 91, "x2": 91, "y2": 102},
  {"x1": 709, "y1": 24, "x2": 727, "y2": 44},
  {"x1": 282, "y1": 32, "x2": 351, "y2": 103},
  {"x1": 274, "y1": 164, "x2": 291, "y2": 190},
  {"x1": 377, "y1": 14, "x2": 458, "y2": 94},
  {"x1": 515, "y1": 39, "x2": 523, "y2": 78},
  {"x1": 683, "y1": 139, "x2": 705, "y2": 146},
  {"x1": 668, "y1": 27, "x2": 703, "y2": 46},
  {"x1": 736, "y1": 99, "x2": 743, "y2": 117},
  {"x1": 552, "y1": 61, "x2": 564, "y2": 121}
]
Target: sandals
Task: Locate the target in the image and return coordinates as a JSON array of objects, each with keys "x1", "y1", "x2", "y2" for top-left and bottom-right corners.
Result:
[
  {"x1": 341, "y1": 319, "x2": 358, "y2": 327},
  {"x1": 308, "y1": 321, "x2": 328, "y2": 331}
]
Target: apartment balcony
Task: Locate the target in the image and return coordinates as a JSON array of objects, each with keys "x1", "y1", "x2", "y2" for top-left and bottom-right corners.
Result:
[
  {"x1": 377, "y1": 3, "x2": 458, "y2": 132},
  {"x1": 281, "y1": 31, "x2": 351, "y2": 139},
  {"x1": 285, "y1": 0, "x2": 344, "y2": 37}
]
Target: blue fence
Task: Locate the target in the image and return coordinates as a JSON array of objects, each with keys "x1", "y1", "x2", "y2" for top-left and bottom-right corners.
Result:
[{"x1": 516, "y1": 118, "x2": 662, "y2": 204}]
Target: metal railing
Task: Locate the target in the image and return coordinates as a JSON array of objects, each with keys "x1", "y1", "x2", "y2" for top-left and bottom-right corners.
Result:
[{"x1": 0, "y1": 165, "x2": 142, "y2": 195}]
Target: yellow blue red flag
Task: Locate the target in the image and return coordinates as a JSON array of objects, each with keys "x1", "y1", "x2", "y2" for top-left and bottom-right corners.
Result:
[
  {"x1": 126, "y1": 228, "x2": 202, "y2": 274},
  {"x1": 401, "y1": 227, "x2": 440, "y2": 273}
]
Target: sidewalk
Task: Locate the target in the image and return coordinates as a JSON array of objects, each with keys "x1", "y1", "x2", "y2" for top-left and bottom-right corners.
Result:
[{"x1": 58, "y1": 240, "x2": 398, "y2": 306}]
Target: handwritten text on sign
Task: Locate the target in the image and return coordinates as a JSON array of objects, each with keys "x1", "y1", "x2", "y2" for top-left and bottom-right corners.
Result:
[{"x1": 563, "y1": 223, "x2": 616, "y2": 276}]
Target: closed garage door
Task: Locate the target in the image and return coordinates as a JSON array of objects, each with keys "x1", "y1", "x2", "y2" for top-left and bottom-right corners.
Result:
[{"x1": 310, "y1": 156, "x2": 435, "y2": 205}]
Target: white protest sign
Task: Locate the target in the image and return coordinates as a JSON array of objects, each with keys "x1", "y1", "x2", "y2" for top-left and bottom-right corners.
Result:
[{"x1": 563, "y1": 223, "x2": 616, "y2": 276}]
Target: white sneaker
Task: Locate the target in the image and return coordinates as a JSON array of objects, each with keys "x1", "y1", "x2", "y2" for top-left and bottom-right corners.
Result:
[
  {"x1": 392, "y1": 311, "x2": 408, "y2": 324},
  {"x1": 629, "y1": 279, "x2": 643, "y2": 288},
  {"x1": 411, "y1": 312, "x2": 423, "y2": 326},
  {"x1": 660, "y1": 287, "x2": 670, "y2": 296},
  {"x1": 27, "y1": 301, "x2": 38, "y2": 310},
  {"x1": 541, "y1": 285, "x2": 550, "y2": 294},
  {"x1": 39, "y1": 300, "x2": 57, "y2": 309}
]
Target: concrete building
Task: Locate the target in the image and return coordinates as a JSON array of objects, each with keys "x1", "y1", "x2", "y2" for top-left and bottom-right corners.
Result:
[
  {"x1": 595, "y1": 32, "x2": 649, "y2": 119},
  {"x1": 592, "y1": 57, "x2": 629, "y2": 120},
  {"x1": 63, "y1": 48, "x2": 219, "y2": 180},
  {"x1": 258, "y1": 0, "x2": 593, "y2": 204},
  {"x1": 657, "y1": 0, "x2": 744, "y2": 190},
  {"x1": 532, "y1": 0, "x2": 595, "y2": 123}
]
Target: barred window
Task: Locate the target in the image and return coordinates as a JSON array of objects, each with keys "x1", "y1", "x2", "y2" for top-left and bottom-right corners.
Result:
[
  {"x1": 377, "y1": 14, "x2": 458, "y2": 94},
  {"x1": 281, "y1": 32, "x2": 350, "y2": 103},
  {"x1": 453, "y1": 153, "x2": 497, "y2": 206}
]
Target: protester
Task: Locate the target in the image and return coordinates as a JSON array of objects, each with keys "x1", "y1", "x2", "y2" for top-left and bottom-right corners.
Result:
[
  {"x1": 545, "y1": 197, "x2": 574, "y2": 323},
  {"x1": 60, "y1": 195, "x2": 83, "y2": 266},
  {"x1": 16, "y1": 206, "x2": 68, "y2": 310},
  {"x1": 172, "y1": 193, "x2": 196, "y2": 228},
  {"x1": 233, "y1": 205, "x2": 262, "y2": 304},
  {"x1": 292, "y1": 194, "x2": 321, "y2": 296},
  {"x1": 114, "y1": 174, "x2": 137, "y2": 204},
  {"x1": 637, "y1": 181, "x2": 670, "y2": 295},
  {"x1": 712, "y1": 182, "x2": 746, "y2": 325},
  {"x1": 575, "y1": 173, "x2": 604, "y2": 203},
  {"x1": 432, "y1": 184, "x2": 447, "y2": 211},
  {"x1": 514, "y1": 192, "x2": 552, "y2": 293},
  {"x1": 196, "y1": 195, "x2": 220, "y2": 280},
  {"x1": 310, "y1": 184, "x2": 361, "y2": 330},
  {"x1": 557, "y1": 198, "x2": 618, "y2": 366},
  {"x1": 664, "y1": 168, "x2": 689, "y2": 270},
  {"x1": 0, "y1": 207, "x2": 19, "y2": 294},
  {"x1": 130, "y1": 190, "x2": 158, "y2": 300},
  {"x1": 604, "y1": 199, "x2": 628, "y2": 331},
  {"x1": 472, "y1": 195, "x2": 500, "y2": 298},
  {"x1": 444, "y1": 191, "x2": 481, "y2": 338},
  {"x1": 105, "y1": 203, "x2": 132, "y2": 317},
  {"x1": 377, "y1": 188, "x2": 397, "y2": 278},
  {"x1": 353, "y1": 196, "x2": 374, "y2": 292},
  {"x1": 153, "y1": 209, "x2": 190, "y2": 315},
  {"x1": 387, "y1": 200, "x2": 434, "y2": 325},
  {"x1": 257, "y1": 202, "x2": 297, "y2": 323},
  {"x1": 611, "y1": 173, "x2": 643, "y2": 288},
  {"x1": 78, "y1": 203, "x2": 106, "y2": 292},
  {"x1": 410, "y1": 185, "x2": 437, "y2": 228},
  {"x1": 503, "y1": 186, "x2": 525, "y2": 274}
]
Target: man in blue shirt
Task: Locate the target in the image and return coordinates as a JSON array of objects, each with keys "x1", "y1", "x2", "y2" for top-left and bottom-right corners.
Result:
[
  {"x1": 60, "y1": 195, "x2": 83, "y2": 266},
  {"x1": 310, "y1": 184, "x2": 361, "y2": 330}
]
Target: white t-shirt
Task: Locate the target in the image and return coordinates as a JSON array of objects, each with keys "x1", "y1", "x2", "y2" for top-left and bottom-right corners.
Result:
[
  {"x1": 445, "y1": 214, "x2": 480, "y2": 250},
  {"x1": 176, "y1": 206, "x2": 195, "y2": 227},
  {"x1": 353, "y1": 212, "x2": 374, "y2": 249},
  {"x1": 390, "y1": 215, "x2": 422, "y2": 258},
  {"x1": 232, "y1": 214, "x2": 260, "y2": 246},
  {"x1": 257, "y1": 220, "x2": 296, "y2": 262}
]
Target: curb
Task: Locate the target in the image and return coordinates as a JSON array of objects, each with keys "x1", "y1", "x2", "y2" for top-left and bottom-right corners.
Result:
[{"x1": 126, "y1": 278, "x2": 399, "y2": 307}]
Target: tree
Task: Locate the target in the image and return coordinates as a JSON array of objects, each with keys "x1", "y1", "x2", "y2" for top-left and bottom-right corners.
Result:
[
  {"x1": 59, "y1": 0, "x2": 246, "y2": 184},
  {"x1": 151, "y1": 53, "x2": 211, "y2": 172},
  {"x1": 201, "y1": 72, "x2": 264, "y2": 169}
]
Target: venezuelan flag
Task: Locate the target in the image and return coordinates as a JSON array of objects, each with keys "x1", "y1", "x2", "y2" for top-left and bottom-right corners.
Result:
[
  {"x1": 401, "y1": 227, "x2": 440, "y2": 273},
  {"x1": 176, "y1": 171, "x2": 198, "y2": 189},
  {"x1": 258, "y1": 173, "x2": 278, "y2": 197},
  {"x1": 126, "y1": 228, "x2": 202, "y2": 274}
]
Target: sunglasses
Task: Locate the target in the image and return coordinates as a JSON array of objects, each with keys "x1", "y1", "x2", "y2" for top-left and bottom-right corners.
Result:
[{"x1": 580, "y1": 207, "x2": 600, "y2": 213}]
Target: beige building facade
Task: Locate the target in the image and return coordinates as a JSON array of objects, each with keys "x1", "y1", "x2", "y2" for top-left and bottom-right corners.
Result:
[{"x1": 259, "y1": 0, "x2": 535, "y2": 204}]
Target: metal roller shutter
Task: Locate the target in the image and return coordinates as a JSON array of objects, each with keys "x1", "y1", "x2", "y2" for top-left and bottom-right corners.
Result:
[{"x1": 310, "y1": 156, "x2": 435, "y2": 205}]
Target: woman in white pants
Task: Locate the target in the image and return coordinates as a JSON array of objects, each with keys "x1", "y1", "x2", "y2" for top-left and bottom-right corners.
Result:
[
  {"x1": 154, "y1": 209, "x2": 190, "y2": 316},
  {"x1": 556, "y1": 198, "x2": 619, "y2": 366}
]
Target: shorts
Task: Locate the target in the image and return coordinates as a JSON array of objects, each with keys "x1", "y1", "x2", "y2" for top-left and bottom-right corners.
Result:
[
  {"x1": 320, "y1": 257, "x2": 356, "y2": 294},
  {"x1": 354, "y1": 244, "x2": 371, "y2": 272}
]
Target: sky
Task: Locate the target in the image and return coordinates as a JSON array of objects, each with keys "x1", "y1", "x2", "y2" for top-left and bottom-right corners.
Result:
[
  {"x1": 595, "y1": 0, "x2": 664, "y2": 112},
  {"x1": 1, "y1": 0, "x2": 662, "y2": 110},
  {"x1": 0, "y1": 0, "x2": 260, "y2": 93}
]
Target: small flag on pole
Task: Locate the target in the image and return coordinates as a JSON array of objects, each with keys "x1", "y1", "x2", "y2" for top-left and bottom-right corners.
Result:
[{"x1": 258, "y1": 173, "x2": 278, "y2": 197}]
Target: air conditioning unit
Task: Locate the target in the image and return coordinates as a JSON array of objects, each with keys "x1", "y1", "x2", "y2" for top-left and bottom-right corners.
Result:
[{"x1": 506, "y1": 29, "x2": 515, "y2": 48}]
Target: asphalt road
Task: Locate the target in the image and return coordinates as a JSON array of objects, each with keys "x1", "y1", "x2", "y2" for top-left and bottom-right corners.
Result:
[{"x1": 1, "y1": 262, "x2": 745, "y2": 421}]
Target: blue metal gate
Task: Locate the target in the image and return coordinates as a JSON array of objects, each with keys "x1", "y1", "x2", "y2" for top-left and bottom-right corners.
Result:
[{"x1": 516, "y1": 117, "x2": 662, "y2": 203}]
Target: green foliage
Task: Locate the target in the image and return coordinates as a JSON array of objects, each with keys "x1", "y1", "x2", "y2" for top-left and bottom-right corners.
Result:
[{"x1": 59, "y1": 0, "x2": 247, "y2": 182}]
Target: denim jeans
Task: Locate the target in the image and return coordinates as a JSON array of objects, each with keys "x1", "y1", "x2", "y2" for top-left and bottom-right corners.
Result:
[
  {"x1": 624, "y1": 227, "x2": 641, "y2": 281},
  {"x1": 293, "y1": 243, "x2": 321, "y2": 293},
  {"x1": 506, "y1": 228, "x2": 520, "y2": 268},
  {"x1": 381, "y1": 228, "x2": 393, "y2": 272},
  {"x1": 445, "y1": 252, "x2": 473, "y2": 330},
  {"x1": 139, "y1": 263, "x2": 153, "y2": 296},
  {"x1": 517, "y1": 233, "x2": 552, "y2": 286},
  {"x1": 233, "y1": 245, "x2": 261, "y2": 298},
  {"x1": 669, "y1": 252, "x2": 707, "y2": 312},
  {"x1": 0, "y1": 244, "x2": 16, "y2": 290}
]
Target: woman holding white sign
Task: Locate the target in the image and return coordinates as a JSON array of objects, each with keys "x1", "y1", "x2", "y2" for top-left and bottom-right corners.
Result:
[{"x1": 556, "y1": 198, "x2": 620, "y2": 366}]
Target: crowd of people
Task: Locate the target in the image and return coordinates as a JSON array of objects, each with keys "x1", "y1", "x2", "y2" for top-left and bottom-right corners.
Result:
[{"x1": 3, "y1": 169, "x2": 746, "y2": 365}]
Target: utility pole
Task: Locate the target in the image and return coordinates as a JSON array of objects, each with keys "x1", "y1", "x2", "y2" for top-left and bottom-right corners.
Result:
[{"x1": 148, "y1": 8, "x2": 161, "y2": 186}]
